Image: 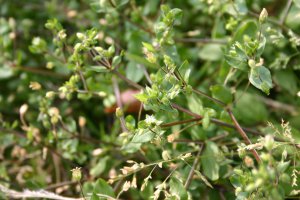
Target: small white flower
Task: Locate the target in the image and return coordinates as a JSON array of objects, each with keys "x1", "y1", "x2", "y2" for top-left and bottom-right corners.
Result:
[{"x1": 145, "y1": 115, "x2": 163, "y2": 126}]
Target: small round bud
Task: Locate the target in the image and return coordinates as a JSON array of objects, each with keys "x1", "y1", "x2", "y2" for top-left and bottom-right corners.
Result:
[
  {"x1": 78, "y1": 116, "x2": 86, "y2": 128},
  {"x1": 46, "y1": 62, "x2": 54, "y2": 69},
  {"x1": 97, "y1": 91, "x2": 107, "y2": 97},
  {"x1": 46, "y1": 91, "x2": 55, "y2": 98},
  {"x1": 67, "y1": 10, "x2": 77, "y2": 18},
  {"x1": 244, "y1": 156, "x2": 254, "y2": 168},
  {"x1": 248, "y1": 59, "x2": 256, "y2": 68},
  {"x1": 76, "y1": 32, "x2": 85, "y2": 40},
  {"x1": 115, "y1": 107, "x2": 124, "y2": 118},
  {"x1": 94, "y1": 46, "x2": 103, "y2": 53},
  {"x1": 71, "y1": 167, "x2": 82, "y2": 181},
  {"x1": 235, "y1": 187, "x2": 242, "y2": 196}
]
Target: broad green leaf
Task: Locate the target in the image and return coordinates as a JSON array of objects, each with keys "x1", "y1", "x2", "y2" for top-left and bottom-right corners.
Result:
[
  {"x1": 249, "y1": 66, "x2": 272, "y2": 94},
  {"x1": 122, "y1": 142, "x2": 141, "y2": 153},
  {"x1": 187, "y1": 94, "x2": 203, "y2": 115},
  {"x1": 199, "y1": 44, "x2": 223, "y2": 61},
  {"x1": 273, "y1": 70, "x2": 298, "y2": 95},
  {"x1": 112, "y1": 56, "x2": 121, "y2": 67},
  {"x1": 235, "y1": 0, "x2": 248, "y2": 14},
  {"x1": 233, "y1": 20, "x2": 257, "y2": 42},
  {"x1": 230, "y1": 174, "x2": 242, "y2": 188},
  {"x1": 90, "y1": 156, "x2": 109, "y2": 177},
  {"x1": 233, "y1": 91, "x2": 268, "y2": 125},
  {"x1": 131, "y1": 130, "x2": 155, "y2": 143},
  {"x1": 224, "y1": 54, "x2": 247, "y2": 71},
  {"x1": 201, "y1": 141, "x2": 220, "y2": 181},
  {"x1": 276, "y1": 161, "x2": 291, "y2": 173},
  {"x1": 169, "y1": 177, "x2": 188, "y2": 200},
  {"x1": 210, "y1": 84, "x2": 232, "y2": 104},
  {"x1": 126, "y1": 62, "x2": 144, "y2": 82},
  {"x1": 92, "y1": 178, "x2": 115, "y2": 200},
  {"x1": 87, "y1": 66, "x2": 110, "y2": 73}
]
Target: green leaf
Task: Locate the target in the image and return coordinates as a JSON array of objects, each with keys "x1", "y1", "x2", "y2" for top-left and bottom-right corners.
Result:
[
  {"x1": 90, "y1": 156, "x2": 109, "y2": 177},
  {"x1": 122, "y1": 142, "x2": 141, "y2": 153},
  {"x1": 134, "y1": 92, "x2": 148, "y2": 103},
  {"x1": 199, "y1": 44, "x2": 223, "y2": 61},
  {"x1": 178, "y1": 60, "x2": 190, "y2": 83},
  {"x1": 294, "y1": 0, "x2": 300, "y2": 8},
  {"x1": 256, "y1": 36, "x2": 266, "y2": 56},
  {"x1": 201, "y1": 141, "x2": 220, "y2": 181},
  {"x1": 233, "y1": 20, "x2": 257, "y2": 42},
  {"x1": 235, "y1": 0, "x2": 248, "y2": 14},
  {"x1": 233, "y1": 91, "x2": 268, "y2": 125},
  {"x1": 194, "y1": 170, "x2": 213, "y2": 188},
  {"x1": 224, "y1": 54, "x2": 247, "y2": 71},
  {"x1": 112, "y1": 56, "x2": 121, "y2": 67},
  {"x1": 87, "y1": 66, "x2": 110, "y2": 73},
  {"x1": 273, "y1": 70, "x2": 298, "y2": 95},
  {"x1": 92, "y1": 178, "x2": 115, "y2": 200},
  {"x1": 0, "y1": 65, "x2": 14, "y2": 79},
  {"x1": 115, "y1": 0, "x2": 129, "y2": 7},
  {"x1": 125, "y1": 115, "x2": 136, "y2": 130},
  {"x1": 125, "y1": 52, "x2": 159, "y2": 69},
  {"x1": 131, "y1": 130, "x2": 155, "y2": 143},
  {"x1": 187, "y1": 94, "x2": 203, "y2": 115},
  {"x1": 126, "y1": 62, "x2": 144, "y2": 82},
  {"x1": 169, "y1": 177, "x2": 188, "y2": 200},
  {"x1": 230, "y1": 174, "x2": 242, "y2": 188},
  {"x1": 210, "y1": 84, "x2": 232, "y2": 104},
  {"x1": 142, "y1": 42, "x2": 155, "y2": 52},
  {"x1": 276, "y1": 161, "x2": 291, "y2": 173},
  {"x1": 169, "y1": 8, "x2": 183, "y2": 25},
  {"x1": 249, "y1": 66, "x2": 272, "y2": 94}
]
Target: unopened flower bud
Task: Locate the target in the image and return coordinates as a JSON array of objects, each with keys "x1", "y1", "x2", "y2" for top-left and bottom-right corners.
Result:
[
  {"x1": 97, "y1": 91, "x2": 107, "y2": 97},
  {"x1": 46, "y1": 62, "x2": 54, "y2": 69},
  {"x1": 46, "y1": 91, "x2": 55, "y2": 98},
  {"x1": 248, "y1": 59, "x2": 256, "y2": 68},
  {"x1": 116, "y1": 107, "x2": 124, "y2": 118},
  {"x1": 78, "y1": 116, "x2": 86, "y2": 128},
  {"x1": 19, "y1": 104, "x2": 28, "y2": 116},
  {"x1": 162, "y1": 150, "x2": 171, "y2": 161},
  {"x1": 259, "y1": 8, "x2": 268, "y2": 24},
  {"x1": 71, "y1": 167, "x2": 82, "y2": 181},
  {"x1": 264, "y1": 134, "x2": 274, "y2": 151},
  {"x1": 29, "y1": 82, "x2": 41, "y2": 90},
  {"x1": 76, "y1": 32, "x2": 85, "y2": 40},
  {"x1": 244, "y1": 156, "x2": 254, "y2": 168}
]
